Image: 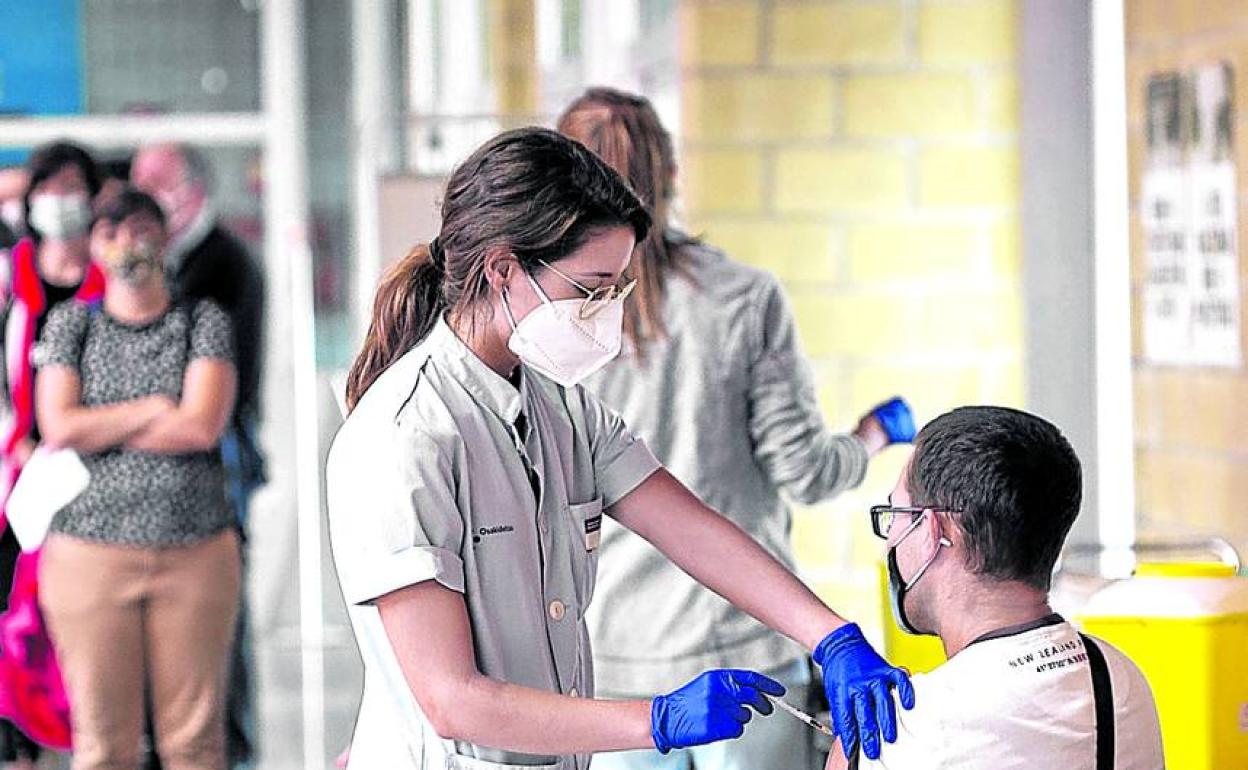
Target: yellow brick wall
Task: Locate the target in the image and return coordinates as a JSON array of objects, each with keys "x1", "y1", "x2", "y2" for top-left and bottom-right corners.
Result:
[
  {"x1": 678, "y1": 0, "x2": 1025, "y2": 634},
  {"x1": 1127, "y1": 0, "x2": 1248, "y2": 559},
  {"x1": 487, "y1": 0, "x2": 539, "y2": 115}
]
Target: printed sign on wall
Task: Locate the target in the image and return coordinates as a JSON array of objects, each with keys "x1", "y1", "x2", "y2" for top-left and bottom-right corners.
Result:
[{"x1": 1142, "y1": 63, "x2": 1241, "y2": 367}]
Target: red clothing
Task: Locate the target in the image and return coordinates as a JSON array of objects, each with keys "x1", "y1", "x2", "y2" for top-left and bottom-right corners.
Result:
[
  {"x1": 0, "y1": 238, "x2": 105, "y2": 522},
  {"x1": 0, "y1": 237, "x2": 105, "y2": 750}
]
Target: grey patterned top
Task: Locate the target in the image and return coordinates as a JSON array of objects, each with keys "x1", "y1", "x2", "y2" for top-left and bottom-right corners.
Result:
[
  {"x1": 36, "y1": 299, "x2": 236, "y2": 547},
  {"x1": 584, "y1": 237, "x2": 870, "y2": 697}
]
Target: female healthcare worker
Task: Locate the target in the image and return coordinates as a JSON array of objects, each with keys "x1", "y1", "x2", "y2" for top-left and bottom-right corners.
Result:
[
  {"x1": 557, "y1": 89, "x2": 915, "y2": 770},
  {"x1": 326, "y1": 128, "x2": 913, "y2": 770}
]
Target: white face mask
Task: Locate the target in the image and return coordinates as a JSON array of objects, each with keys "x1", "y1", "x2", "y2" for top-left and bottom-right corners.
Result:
[
  {"x1": 502, "y1": 271, "x2": 624, "y2": 388},
  {"x1": 28, "y1": 193, "x2": 92, "y2": 241}
]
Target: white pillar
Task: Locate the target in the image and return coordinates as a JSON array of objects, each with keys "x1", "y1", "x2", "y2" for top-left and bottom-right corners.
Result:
[
  {"x1": 1023, "y1": 0, "x2": 1135, "y2": 575},
  {"x1": 1021, "y1": 0, "x2": 1100, "y2": 551},
  {"x1": 261, "y1": 0, "x2": 325, "y2": 766},
  {"x1": 352, "y1": 0, "x2": 403, "y2": 337},
  {"x1": 1092, "y1": 0, "x2": 1136, "y2": 577}
]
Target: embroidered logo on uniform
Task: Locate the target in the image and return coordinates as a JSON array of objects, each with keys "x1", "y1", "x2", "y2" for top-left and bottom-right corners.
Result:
[
  {"x1": 584, "y1": 514, "x2": 602, "y2": 551},
  {"x1": 473, "y1": 525, "x2": 515, "y2": 543}
]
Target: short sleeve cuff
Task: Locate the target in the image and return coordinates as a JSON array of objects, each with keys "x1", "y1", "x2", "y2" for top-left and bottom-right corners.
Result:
[
  {"x1": 341, "y1": 545, "x2": 465, "y2": 605},
  {"x1": 598, "y1": 438, "x2": 662, "y2": 508},
  {"x1": 32, "y1": 350, "x2": 79, "y2": 371}
]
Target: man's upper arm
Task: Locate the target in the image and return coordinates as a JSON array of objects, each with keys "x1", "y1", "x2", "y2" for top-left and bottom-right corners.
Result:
[
  {"x1": 824, "y1": 743, "x2": 852, "y2": 770},
  {"x1": 853, "y1": 684, "x2": 949, "y2": 770}
]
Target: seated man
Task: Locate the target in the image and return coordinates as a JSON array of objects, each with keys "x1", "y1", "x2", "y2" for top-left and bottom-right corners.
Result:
[{"x1": 828, "y1": 406, "x2": 1163, "y2": 770}]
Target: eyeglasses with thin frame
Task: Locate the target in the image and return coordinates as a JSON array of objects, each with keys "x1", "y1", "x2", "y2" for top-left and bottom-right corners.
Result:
[
  {"x1": 536, "y1": 259, "x2": 637, "y2": 320},
  {"x1": 869, "y1": 505, "x2": 963, "y2": 539}
]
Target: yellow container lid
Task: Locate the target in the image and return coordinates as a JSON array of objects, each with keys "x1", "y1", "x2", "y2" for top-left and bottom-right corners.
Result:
[{"x1": 1135, "y1": 562, "x2": 1237, "y2": 578}]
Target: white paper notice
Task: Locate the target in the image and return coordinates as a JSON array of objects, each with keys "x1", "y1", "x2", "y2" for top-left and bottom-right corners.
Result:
[
  {"x1": 1188, "y1": 161, "x2": 1241, "y2": 366},
  {"x1": 1141, "y1": 63, "x2": 1241, "y2": 367},
  {"x1": 6, "y1": 447, "x2": 89, "y2": 552},
  {"x1": 1142, "y1": 166, "x2": 1192, "y2": 364}
]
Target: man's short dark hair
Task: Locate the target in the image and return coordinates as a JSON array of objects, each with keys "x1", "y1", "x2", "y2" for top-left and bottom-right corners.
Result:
[{"x1": 906, "y1": 406, "x2": 1082, "y2": 590}]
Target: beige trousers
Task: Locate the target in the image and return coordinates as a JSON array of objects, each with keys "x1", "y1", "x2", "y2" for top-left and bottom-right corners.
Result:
[{"x1": 39, "y1": 530, "x2": 241, "y2": 770}]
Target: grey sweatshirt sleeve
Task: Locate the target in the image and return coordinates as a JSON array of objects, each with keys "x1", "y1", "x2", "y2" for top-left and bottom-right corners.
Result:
[{"x1": 746, "y1": 275, "x2": 869, "y2": 505}]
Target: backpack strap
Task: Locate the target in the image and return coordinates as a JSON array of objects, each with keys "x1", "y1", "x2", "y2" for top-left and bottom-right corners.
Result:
[{"x1": 1081, "y1": 633, "x2": 1115, "y2": 770}]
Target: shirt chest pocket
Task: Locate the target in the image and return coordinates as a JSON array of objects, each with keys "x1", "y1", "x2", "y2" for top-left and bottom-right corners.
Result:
[{"x1": 565, "y1": 498, "x2": 602, "y2": 609}]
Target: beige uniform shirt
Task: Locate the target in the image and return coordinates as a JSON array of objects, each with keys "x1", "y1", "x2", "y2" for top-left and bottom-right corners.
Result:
[
  {"x1": 585, "y1": 240, "x2": 869, "y2": 697},
  {"x1": 327, "y1": 319, "x2": 660, "y2": 769}
]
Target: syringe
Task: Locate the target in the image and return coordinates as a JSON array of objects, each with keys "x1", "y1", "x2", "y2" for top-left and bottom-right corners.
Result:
[{"x1": 765, "y1": 694, "x2": 835, "y2": 738}]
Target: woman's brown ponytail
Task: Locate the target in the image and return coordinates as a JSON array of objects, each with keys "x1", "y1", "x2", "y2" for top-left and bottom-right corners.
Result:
[{"x1": 344, "y1": 242, "x2": 445, "y2": 411}]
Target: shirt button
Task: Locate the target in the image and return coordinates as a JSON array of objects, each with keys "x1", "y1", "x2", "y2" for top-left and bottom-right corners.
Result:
[
  {"x1": 548, "y1": 599, "x2": 566, "y2": 621},
  {"x1": 569, "y1": 687, "x2": 579, "y2": 698}
]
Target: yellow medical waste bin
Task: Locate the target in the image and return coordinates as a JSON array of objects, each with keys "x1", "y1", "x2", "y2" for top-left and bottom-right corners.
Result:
[
  {"x1": 877, "y1": 562, "x2": 946, "y2": 674},
  {"x1": 1078, "y1": 563, "x2": 1248, "y2": 770}
]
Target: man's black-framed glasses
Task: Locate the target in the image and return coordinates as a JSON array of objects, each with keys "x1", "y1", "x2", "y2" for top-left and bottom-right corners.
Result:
[{"x1": 869, "y1": 505, "x2": 963, "y2": 539}]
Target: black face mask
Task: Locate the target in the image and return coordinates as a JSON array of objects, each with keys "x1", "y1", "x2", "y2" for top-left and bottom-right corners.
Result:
[{"x1": 885, "y1": 514, "x2": 949, "y2": 636}]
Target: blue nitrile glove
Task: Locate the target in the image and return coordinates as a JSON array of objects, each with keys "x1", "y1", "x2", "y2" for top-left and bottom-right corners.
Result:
[
  {"x1": 650, "y1": 669, "x2": 785, "y2": 754},
  {"x1": 813, "y1": 623, "x2": 915, "y2": 760},
  {"x1": 872, "y1": 397, "x2": 916, "y2": 444}
]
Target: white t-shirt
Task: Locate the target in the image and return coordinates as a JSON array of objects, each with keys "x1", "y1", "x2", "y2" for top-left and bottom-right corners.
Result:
[{"x1": 860, "y1": 618, "x2": 1164, "y2": 770}]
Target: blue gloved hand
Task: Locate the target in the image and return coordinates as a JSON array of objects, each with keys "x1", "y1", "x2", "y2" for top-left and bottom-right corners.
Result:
[
  {"x1": 813, "y1": 623, "x2": 915, "y2": 760},
  {"x1": 651, "y1": 669, "x2": 785, "y2": 754},
  {"x1": 871, "y1": 397, "x2": 916, "y2": 444}
]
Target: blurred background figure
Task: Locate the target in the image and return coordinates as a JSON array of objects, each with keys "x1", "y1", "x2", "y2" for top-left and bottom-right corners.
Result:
[
  {"x1": 35, "y1": 188, "x2": 240, "y2": 770},
  {"x1": 559, "y1": 88, "x2": 914, "y2": 770},
  {"x1": 0, "y1": 141, "x2": 106, "y2": 770},
  {"x1": 0, "y1": 171, "x2": 29, "y2": 246},
  {"x1": 132, "y1": 144, "x2": 266, "y2": 770}
]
